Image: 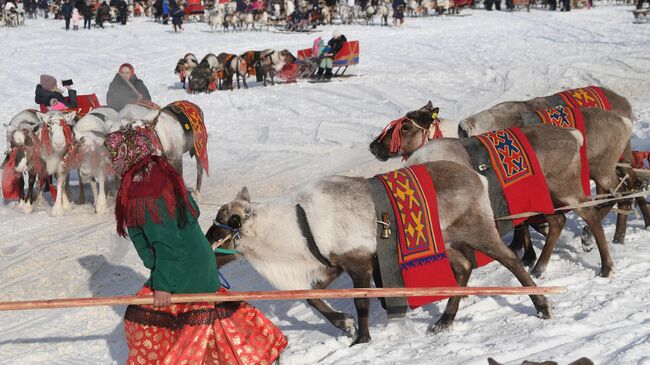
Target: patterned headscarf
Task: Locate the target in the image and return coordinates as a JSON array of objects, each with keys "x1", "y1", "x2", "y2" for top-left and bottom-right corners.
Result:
[{"x1": 104, "y1": 129, "x2": 155, "y2": 177}]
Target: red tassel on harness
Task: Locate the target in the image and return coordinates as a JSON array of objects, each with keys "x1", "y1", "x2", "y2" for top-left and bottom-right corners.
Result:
[
  {"x1": 2, "y1": 149, "x2": 21, "y2": 201},
  {"x1": 431, "y1": 119, "x2": 443, "y2": 139},
  {"x1": 376, "y1": 117, "x2": 408, "y2": 155}
]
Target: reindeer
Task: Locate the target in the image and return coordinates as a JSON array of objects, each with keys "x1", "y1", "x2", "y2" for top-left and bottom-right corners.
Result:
[
  {"x1": 258, "y1": 49, "x2": 296, "y2": 86},
  {"x1": 174, "y1": 53, "x2": 199, "y2": 89},
  {"x1": 217, "y1": 52, "x2": 248, "y2": 89},
  {"x1": 364, "y1": 5, "x2": 376, "y2": 24},
  {"x1": 207, "y1": 160, "x2": 552, "y2": 345},
  {"x1": 254, "y1": 10, "x2": 270, "y2": 30},
  {"x1": 73, "y1": 108, "x2": 119, "y2": 214},
  {"x1": 188, "y1": 53, "x2": 219, "y2": 93},
  {"x1": 448, "y1": 87, "x2": 645, "y2": 248},
  {"x1": 379, "y1": 2, "x2": 389, "y2": 25},
  {"x1": 321, "y1": 5, "x2": 333, "y2": 24},
  {"x1": 117, "y1": 102, "x2": 207, "y2": 196},
  {"x1": 3, "y1": 110, "x2": 44, "y2": 212},
  {"x1": 369, "y1": 103, "x2": 633, "y2": 278},
  {"x1": 34, "y1": 111, "x2": 79, "y2": 216},
  {"x1": 207, "y1": 10, "x2": 225, "y2": 30},
  {"x1": 406, "y1": 0, "x2": 419, "y2": 16}
]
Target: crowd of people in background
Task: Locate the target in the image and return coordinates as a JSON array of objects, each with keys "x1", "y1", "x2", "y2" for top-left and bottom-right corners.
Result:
[{"x1": 3, "y1": 0, "x2": 647, "y2": 31}]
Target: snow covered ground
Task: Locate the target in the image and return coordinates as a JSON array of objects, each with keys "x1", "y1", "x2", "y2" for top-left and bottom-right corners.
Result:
[{"x1": 1, "y1": 5, "x2": 650, "y2": 364}]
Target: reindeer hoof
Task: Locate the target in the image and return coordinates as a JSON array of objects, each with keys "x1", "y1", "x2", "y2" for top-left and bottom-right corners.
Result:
[
  {"x1": 612, "y1": 235, "x2": 625, "y2": 245},
  {"x1": 427, "y1": 322, "x2": 452, "y2": 335},
  {"x1": 599, "y1": 267, "x2": 614, "y2": 278},
  {"x1": 51, "y1": 206, "x2": 64, "y2": 217},
  {"x1": 537, "y1": 307, "x2": 552, "y2": 320},
  {"x1": 530, "y1": 264, "x2": 546, "y2": 279},
  {"x1": 532, "y1": 296, "x2": 551, "y2": 319},
  {"x1": 350, "y1": 335, "x2": 371, "y2": 346},
  {"x1": 333, "y1": 315, "x2": 357, "y2": 338},
  {"x1": 21, "y1": 202, "x2": 34, "y2": 214}
]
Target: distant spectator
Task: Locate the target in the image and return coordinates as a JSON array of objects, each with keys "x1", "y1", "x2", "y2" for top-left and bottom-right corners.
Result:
[
  {"x1": 39, "y1": 0, "x2": 49, "y2": 18},
  {"x1": 83, "y1": 1, "x2": 93, "y2": 28},
  {"x1": 171, "y1": 3, "x2": 184, "y2": 32},
  {"x1": 96, "y1": 1, "x2": 110, "y2": 27},
  {"x1": 72, "y1": 7, "x2": 80, "y2": 29},
  {"x1": 117, "y1": 0, "x2": 127, "y2": 24},
  {"x1": 392, "y1": 0, "x2": 404, "y2": 26},
  {"x1": 61, "y1": 0, "x2": 73, "y2": 29}
]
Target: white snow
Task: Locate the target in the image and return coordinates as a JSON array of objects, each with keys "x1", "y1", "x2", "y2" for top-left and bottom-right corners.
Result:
[{"x1": 1, "y1": 5, "x2": 650, "y2": 364}]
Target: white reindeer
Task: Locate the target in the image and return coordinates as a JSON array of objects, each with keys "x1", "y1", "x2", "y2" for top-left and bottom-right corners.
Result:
[
  {"x1": 35, "y1": 111, "x2": 77, "y2": 216},
  {"x1": 364, "y1": 5, "x2": 376, "y2": 24},
  {"x1": 379, "y1": 2, "x2": 389, "y2": 25},
  {"x1": 73, "y1": 108, "x2": 118, "y2": 214},
  {"x1": 207, "y1": 10, "x2": 224, "y2": 30},
  {"x1": 117, "y1": 103, "x2": 207, "y2": 196}
]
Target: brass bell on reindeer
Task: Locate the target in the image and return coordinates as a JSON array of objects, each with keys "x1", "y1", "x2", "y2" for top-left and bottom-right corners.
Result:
[{"x1": 380, "y1": 212, "x2": 391, "y2": 239}]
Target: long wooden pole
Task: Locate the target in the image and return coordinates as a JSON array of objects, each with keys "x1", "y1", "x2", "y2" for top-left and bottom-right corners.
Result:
[{"x1": 0, "y1": 286, "x2": 566, "y2": 312}]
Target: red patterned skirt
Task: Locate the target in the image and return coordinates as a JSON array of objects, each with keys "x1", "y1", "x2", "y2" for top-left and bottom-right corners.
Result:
[{"x1": 124, "y1": 287, "x2": 287, "y2": 365}]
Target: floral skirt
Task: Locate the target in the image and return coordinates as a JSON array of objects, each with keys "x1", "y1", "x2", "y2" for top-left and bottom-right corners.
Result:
[{"x1": 124, "y1": 286, "x2": 287, "y2": 365}]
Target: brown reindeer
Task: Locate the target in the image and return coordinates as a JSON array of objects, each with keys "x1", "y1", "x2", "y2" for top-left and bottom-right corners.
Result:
[
  {"x1": 454, "y1": 87, "x2": 648, "y2": 247},
  {"x1": 217, "y1": 52, "x2": 248, "y2": 90},
  {"x1": 369, "y1": 105, "x2": 632, "y2": 277},
  {"x1": 206, "y1": 159, "x2": 552, "y2": 345}
]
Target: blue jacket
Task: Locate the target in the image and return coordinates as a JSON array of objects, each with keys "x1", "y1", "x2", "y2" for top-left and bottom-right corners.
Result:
[
  {"x1": 392, "y1": 0, "x2": 405, "y2": 9},
  {"x1": 61, "y1": 2, "x2": 74, "y2": 17}
]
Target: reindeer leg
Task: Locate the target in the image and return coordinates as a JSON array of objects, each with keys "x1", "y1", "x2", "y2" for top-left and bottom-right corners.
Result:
[
  {"x1": 344, "y1": 258, "x2": 374, "y2": 346},
  {"x1": 637, "y1": 197, "x2": 650, "y2": 229},
  {"x1": 479, "y1": 235, "x2": 551, "y2": 318},
  {"x1": 25, "y1": 173, "x2": 37, "y2": 213},
  {"x1": 530, "y1": 213, "x2": 566, "y2": 278},
  {"x1": 428, "y1": 246, "x2": 472, "y2": 334},
  {"x1": 575, "y1": 206, "x2": 614, "y2": 277},
  {"x1": 77, "y1": 174, "x2": 86, "y2": 205},
  {"x1": 90, "y1": 177, "x2": 99, "y2": 207},
  {"x1": 305, "y1": 267, "x2": 358, "y2": 337},
  {"x1": 509, "y1": 223, "x2": 537, "y2": 267},
  {"x1": 17, "y1": 174, "x2": 27, "y2": 210},
  {"x1": 242, "y1": 71, "x2": 248, "y2": 89},
  {"x1": 52, "y1": 173, "x2": 65, "y2": 216},
  {"x1": 63, "y1": 174, "x2": 72, "y2": 210},
  {"x1": 96, "y1": 171, "x2": 108, "y2": 214}
]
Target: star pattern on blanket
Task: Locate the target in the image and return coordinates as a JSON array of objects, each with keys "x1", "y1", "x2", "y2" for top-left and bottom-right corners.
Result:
[{"x1": 477, "y1": 129, "x2": 533, "y2": 186}]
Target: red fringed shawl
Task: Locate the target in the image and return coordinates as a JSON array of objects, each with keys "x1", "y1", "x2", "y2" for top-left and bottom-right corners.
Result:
[{"x1": 115, "y1": 156, "x2": 197, "y2": 237}]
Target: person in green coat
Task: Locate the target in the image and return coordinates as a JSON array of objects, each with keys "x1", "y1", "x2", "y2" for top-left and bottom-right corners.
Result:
[{"x1": 105, "y1": 129, "x2": 287, "y2": 365}]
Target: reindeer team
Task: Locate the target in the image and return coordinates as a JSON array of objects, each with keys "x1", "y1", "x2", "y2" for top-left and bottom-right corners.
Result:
[{"x1": 2, "y1": 73, "x2": 645, "y2": 348}]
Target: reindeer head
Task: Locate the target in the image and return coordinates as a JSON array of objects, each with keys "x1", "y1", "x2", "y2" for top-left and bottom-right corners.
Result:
[
  {"x1": 280, "y1": 49, "x2": 297, "y2": 64},
  {"x1": 36, "y1": 111, "x2": 76, "y2": 154},
  {"x1": 75, "y1": 134, "x2": 108, "y2": 179},
  {"x1": 206, "y1": 187, "x2": 252, "y2": 248},
  {"x1": 369, "y1": 101, "x2": 440, "y2": 161},
  {"x1": 174, "y1": 57, "x2": 187, "y2": 75}
]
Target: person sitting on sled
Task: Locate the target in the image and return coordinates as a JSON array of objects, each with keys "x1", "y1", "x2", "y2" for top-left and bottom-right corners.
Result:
[
  {"x1": 106, "y1": 63, "x2": 152, "y2": 112},
  {"x1": 104, "y1": 129, "x2": 287, "y2": 365},
  {"x1": 315, "y1": 30, "x2": 347, "y2": 80},
  {"x1": 287, "y1": 7, "x2": 307, "y2": 30},
  {"x1": 35, "y1": 74, "x2": 78, "y2": 109}
]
